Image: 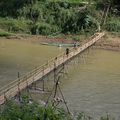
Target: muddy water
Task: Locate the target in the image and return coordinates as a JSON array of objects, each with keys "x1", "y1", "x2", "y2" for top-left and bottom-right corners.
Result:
[
  {"x1": 61, "y1": 49, "x2": 120, "y2": 119},
  {"x1": 0, "y1": 39, "x2": 120, "y2": 119},
  {"x1": 0, "y1": 39, "x2": 63, "y2": 86}
]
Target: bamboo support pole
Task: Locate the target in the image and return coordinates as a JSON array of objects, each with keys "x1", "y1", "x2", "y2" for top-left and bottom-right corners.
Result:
[{"x1": 0, "y1": 32, "x2": 105, "y2": 105}]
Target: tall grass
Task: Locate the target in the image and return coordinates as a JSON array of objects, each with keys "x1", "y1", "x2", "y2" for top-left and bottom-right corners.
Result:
[
  {"x1": 0, "y1": 29, "x2": 10, "y2": 37},
  {"x1": 0, "y1": 17, "x2": 31, "y2": 33},
  {"x1": 105, "y1": 17, "x2": 120, "y2": 32}
]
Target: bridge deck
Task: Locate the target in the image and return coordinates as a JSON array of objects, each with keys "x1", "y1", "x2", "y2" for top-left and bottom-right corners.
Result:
[{"x1": 0, "y1": 32, "x2": 105, "y2": 105}]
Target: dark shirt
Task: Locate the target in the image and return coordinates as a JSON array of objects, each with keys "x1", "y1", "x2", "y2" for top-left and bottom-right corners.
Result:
[{"x1": 66, "y1": 48, "x2": 69, "y2": 55}]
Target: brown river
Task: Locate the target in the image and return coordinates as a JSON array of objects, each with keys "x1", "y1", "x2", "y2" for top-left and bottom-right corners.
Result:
[{"x1": 0, "y1": 39, "x2": 120, "y2": 119}]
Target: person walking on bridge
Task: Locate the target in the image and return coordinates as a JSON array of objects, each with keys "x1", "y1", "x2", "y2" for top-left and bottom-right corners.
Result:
[{"x1": 66, "y1": 48, "x2": 69, "y2": 57}]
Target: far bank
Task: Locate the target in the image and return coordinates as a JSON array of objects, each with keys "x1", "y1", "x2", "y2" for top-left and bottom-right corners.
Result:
[{"x1": 95, "y1": 32, "x2": 120, "y2": 51}]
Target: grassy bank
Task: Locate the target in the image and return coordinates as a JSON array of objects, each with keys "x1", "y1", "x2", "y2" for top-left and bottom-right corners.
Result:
[{"x1": 0, "y1": 29, "x2": 11, "y2": 37}]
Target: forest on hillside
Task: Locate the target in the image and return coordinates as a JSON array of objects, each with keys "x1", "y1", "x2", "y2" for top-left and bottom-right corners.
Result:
[{"x1": 0, "y1": 0, "x2": 120, "y2": 36}]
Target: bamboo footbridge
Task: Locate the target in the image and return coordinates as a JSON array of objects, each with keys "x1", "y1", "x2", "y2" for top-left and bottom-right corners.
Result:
[{"x1": 0, "y1": 32, "x2": 105, "y2": 105}]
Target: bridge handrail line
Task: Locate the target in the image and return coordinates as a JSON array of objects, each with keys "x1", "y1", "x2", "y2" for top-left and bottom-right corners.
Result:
[
  {"x1": 0, "y1": 40, "x2": 82, "y2": 93},
  {"x1": 0, "y1": 63, "x2": 45, "y2": 91},
  {"x1": 0, "y1": 51, "x2": 67, "y2": 95},
  {"x1": 0, "y1": 33, "x2": 102, "y2": 94},
  {"x1": 0, "y1": 32, "x2": 105, "y2": 105}
]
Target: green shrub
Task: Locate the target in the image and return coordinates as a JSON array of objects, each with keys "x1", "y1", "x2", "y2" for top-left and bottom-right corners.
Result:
[
  {"x1": 0, "y1": 29, "x2": 10, "y2": 37},
  {"x1": 31, "y1": 23, "x2": 59, "y2": 35},
  {"x1": 0, "y1": 0, "x2": 99, "y2": 35},
  {"x1": 72, "y1": 36, "x2": 81, "y2": 41},
  {"x1": 0, "y1": 17, "x2": 30, "y2": 33},
  {"x1": 106, "y1": 21, "x2": 120, "y2": 32},
  {"x1": 0, "y1": 98, "x2": 115, "y2": 120}
]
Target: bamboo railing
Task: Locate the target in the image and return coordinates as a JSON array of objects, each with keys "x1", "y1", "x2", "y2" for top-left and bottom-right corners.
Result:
[{"x1": 0, "y1": 32, "x2": 105, "y2": 105}]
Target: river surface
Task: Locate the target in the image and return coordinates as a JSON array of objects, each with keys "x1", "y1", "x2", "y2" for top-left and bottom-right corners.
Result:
[
  {"x1": 61, "y1": 49, "x2": 120, "y2": 119},
  {"x1": 0, "y1": 39, "x2": 63, "y2": 86},
  {"x1": 0, "y1": 39, "x2": 120, "y2": 119}
]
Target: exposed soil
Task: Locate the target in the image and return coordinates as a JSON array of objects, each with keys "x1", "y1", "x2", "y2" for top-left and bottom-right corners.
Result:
[
  {"x1": 95, "y1": 32, "x2": 120, "y2": 51},
  {"x1": 0, "y1": 34, "x2": 75, "y2": 44},
  {"x1": 0, "y1": 32, "x2": 120, "y2": 51}
]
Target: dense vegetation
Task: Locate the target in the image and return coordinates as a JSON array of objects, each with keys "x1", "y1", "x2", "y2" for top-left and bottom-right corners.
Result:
[
  {"x1": 0, "y1": 0, "x2": 119, "y2": 36},
  {"x1": 0, "y1": 1, "x2": 120, "y2": 119},
  {"x1": 0, "y1": 97, "x2": 115, "y2": 120}
]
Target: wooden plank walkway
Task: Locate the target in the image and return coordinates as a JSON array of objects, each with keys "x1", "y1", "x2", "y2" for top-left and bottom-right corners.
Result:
[{"x1": 0, "y1": 32, "x2": 105, "y2": 105}]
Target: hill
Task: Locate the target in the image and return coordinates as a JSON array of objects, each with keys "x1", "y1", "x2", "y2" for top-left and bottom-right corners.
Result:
[{"x1": 0, "y1": 0, "x2": 119, "y2": 36}]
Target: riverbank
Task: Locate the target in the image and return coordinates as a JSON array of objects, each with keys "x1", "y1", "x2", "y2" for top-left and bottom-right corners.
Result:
[
  {"x1": 0, "y1": 33, "x2": 90, "y2": 45},
  {"x1": 0, "y1": 35, "x2": 73, "y2": 48},
  {"x1": 0, "y1": 32, "x2": 120, "y2": 51},
  {"x1": 95, "y1": 32, "x2": 120, "y2": 51}
]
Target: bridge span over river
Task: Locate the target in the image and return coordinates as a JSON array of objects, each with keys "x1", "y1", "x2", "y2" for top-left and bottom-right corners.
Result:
[{"x1": 0, "y1": 32, "x2": 105, "y2": 105}]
